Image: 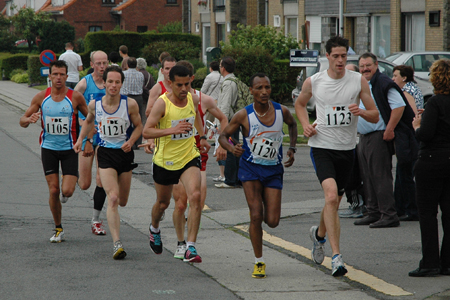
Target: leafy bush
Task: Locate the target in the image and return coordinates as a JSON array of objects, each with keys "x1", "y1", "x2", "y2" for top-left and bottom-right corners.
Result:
[
  {"x1": 11, "y1": 72, "x2": 28, "y2": 83},
  {"x1": 75, "y1": 38, "x2": 85, "y2": 53},
  {"x1": 10, "y1": 69, "x2": 25, "y2": 77},
  {"x1": 146, "y1": 66, "x2": 159, "y2": 80},
  {"x1": 84, "y1": 32, "x2": 201, "y2": 60},
  {"x1": 192, "y1": 66, "x2": 207, "y2": 89},
  {"x1": 141, "y1": 40, "x2": 200, "y2": 65},
  {"x1": 157, "y1": 21, "x2": 182, "y2": 33},
  {"x1": 1, "y1": 54, "x2": 29, "y2": 79},
  {"x1": 27, "y1": 55, "x2": 47, "y2": 85},
  {"x1": 39, "y1": 21, "x2": 75, "y2": 53},
  {"x1": 222, "y1": 24, "x2": 301, "y2": 60}
]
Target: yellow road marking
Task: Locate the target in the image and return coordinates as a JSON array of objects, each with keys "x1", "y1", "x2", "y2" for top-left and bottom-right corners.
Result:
[{"x1": 235, "y1": 225, "x2": 413, "y2": 296}]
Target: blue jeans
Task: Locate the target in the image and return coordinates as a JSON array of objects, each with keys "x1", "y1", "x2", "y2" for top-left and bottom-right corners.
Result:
[{"x1": 224, "y1": 129, "x2": 240, "y2": 186}]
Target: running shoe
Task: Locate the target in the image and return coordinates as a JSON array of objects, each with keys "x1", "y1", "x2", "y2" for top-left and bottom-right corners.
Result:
[
  {"x1": 113, "y1": 240, "x2": 127, "y2": 260},
  {"x1": 339, "y1": 206, "x2": 365, "y2": 218},
  {"x1": 91, "y1": 221, "x2": 106, "y2": 235},
  {"x1": 174, "y1": 241, "x2": 187, "y2": 259},
  {"x1": 331, "y1": 254, "x2": 348, "y2": 277},
  {"x1": 183, "y1": 245, "x2": 202, "y2": 263},
  {"x1": 149, "y1": 229, "x2": 163, "y2": 254},
  {"x1": 50, "y1": 228, "x2": 65, "y2": 243},
  {"x1": 212, "y1": 176, "x2": 225, "y2": 182},
  {"x1": 252, "y1": 262, "x2": 266, "y2": 279},
  {"x1": 309, "y1": 225, "x2": 326, "y2": 264},
  {"x1": 60, "y1": 193, "x2": 69, "y2": 204}
]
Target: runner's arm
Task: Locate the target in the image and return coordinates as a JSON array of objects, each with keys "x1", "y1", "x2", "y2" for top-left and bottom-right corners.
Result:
[
  {"x1": 350, "y1": 77, "x2": 379, "y2": 123},
  {"x1": 281, "y1": 105, "x2": 297, "y2": 167},
  {"x1": 122, "y1": 98, "x2": 143, "y2": 153},
  {"x1": 20, "y1": 92, "x2": 45, "y2": 128},
  {"x1": 294, "y1": 78, "x2": 317, "y2": 137}
]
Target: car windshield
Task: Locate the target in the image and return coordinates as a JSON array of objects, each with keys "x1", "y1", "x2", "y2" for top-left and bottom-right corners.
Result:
[{"x1": 385, "y1": 53, "x2": 402, "y2": 62}]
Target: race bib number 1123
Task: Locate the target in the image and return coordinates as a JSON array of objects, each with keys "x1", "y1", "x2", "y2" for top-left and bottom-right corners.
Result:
[{"x1": 325, "y1": 105, "x2": 352, "y2": 127}]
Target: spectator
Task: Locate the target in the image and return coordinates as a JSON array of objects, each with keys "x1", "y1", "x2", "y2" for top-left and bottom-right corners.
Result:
[
  {"x1": 120, "y1": 57, "x2": 144, "y2": 149},
  {"x1": 392, "y1": 65, "x2": 424, "y2": 222},
  {"x1": 409, "y1": 59, "x2": 450, "y2": 277},
  {"x1": 119, "y1": 45, "x2": 129, "y2": 71},
  {"x1": 215, "y1": 57, "x2": 241, "y2": 188},
  {"x1": 58, "y1": 42, "x2": 83, "y2": 89},
  {"x1": 136, "y1": 57, "x2": 155, "y2": 126},
  {"x1": 109, "y1": 52, "x2": 121, "y2": 66},
  {"x1": 355, "y1": 52, "x2": 417, "y2": 228}
]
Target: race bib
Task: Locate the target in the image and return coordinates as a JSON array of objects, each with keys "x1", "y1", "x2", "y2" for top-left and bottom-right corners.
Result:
[
  {"x1": 171, "y1": 117, "x2": 195, "y2": 140},
  {"x1": 325, "y1": 105, "x2": 352, "y2": 127},
  {"x1": 250, "y1": 136, "x2": 280, "y2": 160},
  {"x1": 45, "y1": 116, "x2": 69, "y2": 135},
  {"x1": 100, "y1": 117, "x2": 128, "y2": 137}
]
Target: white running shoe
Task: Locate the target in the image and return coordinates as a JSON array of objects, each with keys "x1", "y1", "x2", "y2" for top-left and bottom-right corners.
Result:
[
  {"x1": 50, "y1": 228, "x2": 65, "y2": 243},
  {"x1": 212, "y1": 176, "x2": 225, "y2": 182},
  {"x1": 113, "y1": 240, "x2": 127, "y2": 260},
  {"x1": 60, "y1": 193, "x2": 69, "y2": 204},
  {"x1": 309, "y1": 226, "x2": 326, "y2": 264},
  {"x1": 331, "y1": 254, "x2": 348, "y2": 277},
  {"x1": 91, "y1": 221, "x2": 106, "y2": 235},
  {"x1": 174, "y1": 243, "x2": 187, "y2": 259}
]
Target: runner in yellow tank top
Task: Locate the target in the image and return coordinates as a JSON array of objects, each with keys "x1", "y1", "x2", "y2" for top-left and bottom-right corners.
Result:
[
  {"x1": 143, "y1": 65, "x2": 209, "y2": 263},
  {"x1": 152, "y1": 92, "x2": 199, "y2": 170}
]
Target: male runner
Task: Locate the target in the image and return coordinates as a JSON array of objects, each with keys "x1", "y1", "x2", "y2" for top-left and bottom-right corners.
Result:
[
  {"x1": 74, "y1": 50, "x2": 108, "y2": 235},
  {"x1": 20, "y1": 60, "x2": 88, "y2": 242},
  {"x1": 171, "y1": 60, "x2": 228, "y2": 259},
  {"x1": 75, "y1": 66, "x2": 142, "y2": 259},
  {"x1": 219, "y1": 73, "x2": 297, "y2": 278},
  {"x1": 295, "y1": 36, "x2": 379, "y2": 276},
  {"x1": 143, "y1": 65, "x2": 208, "y2": 263}
]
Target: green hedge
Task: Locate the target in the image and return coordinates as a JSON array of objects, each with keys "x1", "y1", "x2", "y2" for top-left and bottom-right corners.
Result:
[
  {"x1": 27, "y1": 55, "x2": 47, "y2": 85},
  {"x1": 1, "y1": 54, "x2": 29, "y2": 79},
  {"x1": 141, "y1": 40, "x2": 201, "y2": 65},
  {"x1": 84, "y1": 31, "x2": 201, "y2": 61}
]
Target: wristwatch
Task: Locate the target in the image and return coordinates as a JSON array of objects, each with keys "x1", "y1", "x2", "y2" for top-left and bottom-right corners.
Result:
[
  {"x1": 87, "y1": 138, "x2": 94, "y2": 144},
  {"x1": 288, "y1": 147, "x2": 297, "y2": 153}
]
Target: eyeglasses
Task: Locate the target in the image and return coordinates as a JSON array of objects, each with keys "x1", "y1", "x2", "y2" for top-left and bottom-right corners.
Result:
[{"x1": 359, "y1": 63, "x2": 374, "y2": 69}]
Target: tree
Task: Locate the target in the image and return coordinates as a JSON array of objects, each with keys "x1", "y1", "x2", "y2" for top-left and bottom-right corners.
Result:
[
  {"x1": 12, "y1": 8, "x2": 50, "y2": 52},
  {"x1": 0, "y1": 14, "x2": 16, "y2": 52},
  {"x1": 39, "y1": 21, "x2": 75, "y2": 53}
]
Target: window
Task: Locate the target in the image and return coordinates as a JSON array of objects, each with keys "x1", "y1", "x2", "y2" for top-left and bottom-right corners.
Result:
[
  {"x1": 167, "y1": 0, "x2": 177, "y2": 4},
  {"x1": 371, "y1": 15, "x2": 391, "y2": 58},
  {"x1": 214, "y1": 0, "x2": 225, "y2": 11},
  {"x1": 274, "y1": 15, "x2": 280, "y2": 28},
  {"x1": 89, "y1": 26, "x2": 102, "y2": 32},
  {"x1": 286, "y1": 17, "x2": 298, "y2": 41},
  {"x1": 217, "y1": 23, "x2": 226, "y2": 44},
  {"x1": 102, "y1": 0, "x2": 115, "y2": 3},
  {"x1": 137, "y1": 26, "x2": 148, "y2": 33},
  {"x1": 429, "y1": 11, "x2": 440, "y2": 27},
  {"x1": 27, "y1": 0, "x2": 35, "y2": 9},
  {"x1": 404, "y1": 13, "x2": 425, "y2": 51}
]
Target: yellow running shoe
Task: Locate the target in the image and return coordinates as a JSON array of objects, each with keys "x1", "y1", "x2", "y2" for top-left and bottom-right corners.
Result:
[{"x1": 252, "y1": 262, "x2": 266, "y2": 278}]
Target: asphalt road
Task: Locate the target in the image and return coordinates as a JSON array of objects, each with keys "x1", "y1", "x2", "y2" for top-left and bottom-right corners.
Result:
[{"x1": 0, "y1": 81, "x2": 449, "y2": 300}]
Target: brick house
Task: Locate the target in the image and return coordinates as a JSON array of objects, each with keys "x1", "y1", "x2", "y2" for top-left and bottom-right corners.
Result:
[
  {"x1": 187, "y1": 0, "x2": 450, "y2": 63},
  {"x1": 39, "y1": 0, "x2": 182, "y2": 39}
]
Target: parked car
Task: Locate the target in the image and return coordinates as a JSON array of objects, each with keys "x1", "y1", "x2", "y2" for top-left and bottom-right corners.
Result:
[
  {"x1": 14, "y1": 39, "x2": 41, "y2": 48},
  {"x1": 385, "y1": 51, "x2": 450, "y2": 80},
  {"x1": 291, "y1": 55, "x2": 433, "y2": 114}
]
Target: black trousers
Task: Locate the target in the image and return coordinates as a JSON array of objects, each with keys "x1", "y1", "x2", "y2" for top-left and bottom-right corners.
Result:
[{"x1": 414, "y1": 155, "x2": 450, "y2": 269}]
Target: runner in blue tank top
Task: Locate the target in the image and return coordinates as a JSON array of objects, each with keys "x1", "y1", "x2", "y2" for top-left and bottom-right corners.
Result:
[
  {"x1": 74, "y1": 50, "x2": 109, "y2": 236},
  {"x1": 218, "y1": 73, "x2": 298, "y2": 279},
  {"x1": 20, "y1": 60, "x2": 88, "y2": 243}
]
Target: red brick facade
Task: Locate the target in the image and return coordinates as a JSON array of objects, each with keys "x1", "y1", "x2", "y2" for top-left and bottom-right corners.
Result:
[{"x1": 41, "y1": 0, "x2": 182, "y2": 40}]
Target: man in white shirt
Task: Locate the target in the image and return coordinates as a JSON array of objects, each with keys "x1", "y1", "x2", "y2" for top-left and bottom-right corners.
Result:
[{"x1": 58, "y1": 42, "x2": 83, "y2": 89}]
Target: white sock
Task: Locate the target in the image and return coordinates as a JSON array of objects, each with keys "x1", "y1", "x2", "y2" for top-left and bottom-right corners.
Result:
[
  {"x1": 150, "y1": 225, "x2": 160, "y2": 233},
  {"x1": 186, "y1": 241, "x2": 195, "y2": 248},
  {"x1": 255, "y1": 257, "x2": 264, "y2": 264},
  {"x1": 92, "y1": 209, "x2": 101, "y2": 222}
]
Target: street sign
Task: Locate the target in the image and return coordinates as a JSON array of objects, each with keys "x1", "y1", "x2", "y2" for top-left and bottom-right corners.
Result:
[
  {"x1": 39, "y1": 50, "x2": 56, "y2": 67},
  {"x1": 290, "y1": 49, "x2": 319, "y2": 67},
  {"x1": 40, "y1": 67, "x2": 49, "y2": 77}
]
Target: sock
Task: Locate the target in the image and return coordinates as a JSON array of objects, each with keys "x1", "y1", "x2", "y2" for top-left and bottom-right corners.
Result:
[
  {"x1": 255, "y1": 257, "x2": 264, "y2": 264},
  {"x1": 178, "y1": 240, "x2": 186, "y2": 246},
  {"x1": 316, "y1": 229, "x2": 325, "y2": 242},
  {"x1": 332, "y1": 254, "x2": 340, "y2": 259},
  {"x1": 56, "y1": 224, "x2": 62, "y2": 229},
  {"x1": 93, "y1": 186, "x2": 106, "y2": 211},
  {"x1": 186, "y1": 241, "x2": 195, "y2": 248},
  {"x1": 150, "y1": 225, "x2": 159, "y2": 233},
  {"x1": 92, "y1": 209, "x2": 101, "y2": 223}
]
